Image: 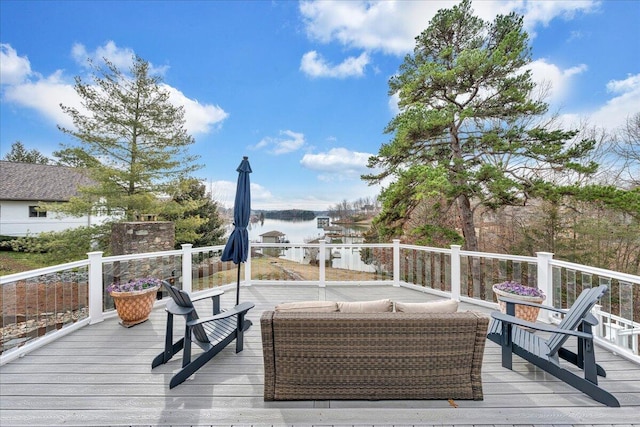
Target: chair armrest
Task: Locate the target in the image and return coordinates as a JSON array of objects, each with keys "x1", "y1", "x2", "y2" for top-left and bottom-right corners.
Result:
[
  {"x1": 499, "y1": 296, "x2": 569, "y2": 315},
  {"x1": 166, "y1": 299, "x2": 194, "y2": 316},
  {"x1": 491, "y1": 311, "x2": 593, "y2": 339},
  {"x1": 191, "y1": 288, "x2": 224, "y2": 302},
  {"x1": 187, "y1": 302, "x2": 255, "y2": 327}
]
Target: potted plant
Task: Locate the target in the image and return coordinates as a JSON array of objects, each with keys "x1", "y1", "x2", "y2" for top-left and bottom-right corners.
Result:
[
  {"x1": 492, "y1": 281, "x2": 546, "y2": 322},
  {"x1": 107, "y1": 277, "x2": 162, "y2": 327}
]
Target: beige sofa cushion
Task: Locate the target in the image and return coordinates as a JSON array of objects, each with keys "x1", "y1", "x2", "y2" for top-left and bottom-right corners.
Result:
[
  {"x1": 395, "y1": 299, "x2": 458, "y2": 313},
  {"x1": 275, "y1": 301, "x2": 338, "y2": 312},
  {"x1": 337, "y1": 299, "x2": 393, "y2": 313}
]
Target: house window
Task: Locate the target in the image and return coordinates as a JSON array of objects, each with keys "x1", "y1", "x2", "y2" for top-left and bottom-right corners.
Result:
[{"x1": 29, "y1": 206, "x2": 47, "y2": 218}]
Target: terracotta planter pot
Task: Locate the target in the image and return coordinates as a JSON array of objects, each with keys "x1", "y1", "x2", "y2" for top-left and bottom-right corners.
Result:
[
  {"x1": 110, "y1": 285, "x2": 160, "y2": 327},
  {"x1": 493, "y1": 285, "x2": 544, "y2": 323}
]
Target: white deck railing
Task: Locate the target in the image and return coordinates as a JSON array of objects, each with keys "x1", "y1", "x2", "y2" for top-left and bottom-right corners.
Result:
[{"x1": 2, "y1": 240, "x2": 639, "y2": 365}]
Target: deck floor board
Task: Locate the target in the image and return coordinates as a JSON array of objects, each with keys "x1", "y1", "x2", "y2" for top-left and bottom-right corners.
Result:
[{"x1": 1, "y1": 285, "x2": 639, "y2": 426}]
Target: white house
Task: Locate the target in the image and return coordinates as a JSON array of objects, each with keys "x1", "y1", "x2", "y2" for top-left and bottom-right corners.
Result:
[{"x1": 0, "y1": 161, "x2": 110, "y2": 237}]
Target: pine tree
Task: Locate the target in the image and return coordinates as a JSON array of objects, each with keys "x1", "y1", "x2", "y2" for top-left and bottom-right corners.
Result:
[
  {"x1": 3, "y1": 141, "x2": 50, "y2": 164},
  {"x1": 364, "y1": 0, "x2": 596, "y2": 252},
  {"x1": 58, "y1": 56, "x2": 201, "y2": 220}
]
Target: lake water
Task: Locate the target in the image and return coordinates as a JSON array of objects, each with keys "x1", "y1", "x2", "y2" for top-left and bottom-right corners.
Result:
[
  {"x1": 247, "y1": 217, "x2": 368, "y2": 243},
  {"x1": 248, "y1": 218, "x2": 325, "y2": 243},
  {"x1": 246, "y1": 217, "x2": 376, "y2": 272}
]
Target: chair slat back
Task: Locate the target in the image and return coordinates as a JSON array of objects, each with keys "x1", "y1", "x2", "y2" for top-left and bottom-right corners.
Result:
[
  {"x1": 546, "y1": 285, "x2": 607, "y2": 354},
  {"x1": 161, "y1": 281, "x2": 209, "y2": 343}
]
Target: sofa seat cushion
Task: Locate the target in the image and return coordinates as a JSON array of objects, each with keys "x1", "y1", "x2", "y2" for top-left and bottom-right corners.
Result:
[
  {"x1": 395, "y1": 299, "x2": 458, "y2": 313},
  {"x1": 275, "y1": 301, "x2": 338, "y2": 312},
  {"x1": 337, "y1": 299, "x2": 393, "y2": 313}
]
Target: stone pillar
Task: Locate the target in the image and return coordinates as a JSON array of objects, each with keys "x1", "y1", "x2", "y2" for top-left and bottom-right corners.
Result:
[
  {"x1": 111, "y1": 221, "x2": 175, "y2": 255},
  {"x1": 109, "y1": 222, "x2": 176, "y2": 288}
]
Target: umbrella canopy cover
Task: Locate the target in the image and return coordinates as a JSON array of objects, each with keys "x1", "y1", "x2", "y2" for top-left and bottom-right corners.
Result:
[{"x1": 221, "y1": 156, "x2": 252, "y2": 265}]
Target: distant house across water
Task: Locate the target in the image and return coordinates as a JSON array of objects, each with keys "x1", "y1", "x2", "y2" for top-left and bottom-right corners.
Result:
[
  {"x1": 259, "y1": 230, "x2": 287, "y2": 244},
  {"x1": 317, "y1": 216, "x2": 330, "y2": 228}
]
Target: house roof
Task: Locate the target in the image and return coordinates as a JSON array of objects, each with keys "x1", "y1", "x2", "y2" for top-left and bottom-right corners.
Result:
[
  {"x1": 0, "y1": 161, "x2": 95, "y2": 202},
  {"x1": 259, "y1": 230, "x2": 285, "y2": 237}
]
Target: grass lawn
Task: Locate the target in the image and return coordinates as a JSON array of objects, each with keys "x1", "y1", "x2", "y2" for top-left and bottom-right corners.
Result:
[
  {"x1": 0, "y1": 251, "x2": 51, "y2": 275},
  {"x1": 192, "y1": 255, "x2": 384, "y2": 291}
]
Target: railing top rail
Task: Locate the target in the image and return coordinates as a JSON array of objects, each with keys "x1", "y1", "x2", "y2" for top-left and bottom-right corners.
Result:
[
  {"x1": 550, "y1": 259, "x2": 640, "y2": 283},
  {"x1": 459, "y1": 249, "x2": 537, "y2": 263},
  {"x1": 251, "y1": 242, "x2": 315, "y2": 248},
  {"x1": 251, "y1": 242, "x2": 394, "y2": 249},
  {"x1": 327, "y1": 243, "x2": 394, "y2": 248},
  {"x1": 190, "y1": 245, "x2": 225, "y2": 252},
  {"x1": 0, "y1": 259, "x2": 91, "y2": 285},
  {"x1": 102, "y1": 249, "x2": 184, "y2": 263},
  {"x1": 401, "y1": 244, "x2": 451, "y2": 254}
]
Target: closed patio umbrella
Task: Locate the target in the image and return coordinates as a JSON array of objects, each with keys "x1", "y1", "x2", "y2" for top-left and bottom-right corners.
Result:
[{"x1": 221, "y1": 156, "x2": 252, "y2": 305}]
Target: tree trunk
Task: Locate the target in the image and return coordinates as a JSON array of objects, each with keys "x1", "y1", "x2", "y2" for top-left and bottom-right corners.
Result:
[
  {"x1": 457, "y1": 194, "x2": 481, "y2": 298},
  {"x1": 457, "y1": 194, "x2": 478, "y2": 251}
]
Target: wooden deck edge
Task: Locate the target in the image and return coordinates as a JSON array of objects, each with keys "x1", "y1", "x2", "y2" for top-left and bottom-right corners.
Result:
[{"x1": 1, "y1": 406, "x2": 639, "y2": 426}]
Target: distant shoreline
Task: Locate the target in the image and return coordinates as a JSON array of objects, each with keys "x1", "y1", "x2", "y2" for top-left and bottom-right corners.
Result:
[{"x1": 333, "y1": 218, "x2": 373, "y2": 226}]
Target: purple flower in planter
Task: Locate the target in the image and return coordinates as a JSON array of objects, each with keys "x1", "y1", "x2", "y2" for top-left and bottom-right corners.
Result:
[
  {"x1": 107, "y1": 277, "x2": 162, "y2": 293},
  {"x1": 494, "y1": 281, "x2": 545, "y2": 299}
]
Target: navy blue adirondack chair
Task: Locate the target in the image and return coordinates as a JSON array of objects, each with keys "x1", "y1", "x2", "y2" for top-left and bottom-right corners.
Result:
[
  {"x1": 487, "y1": 284, "x2": 619, "y2": 407},
  {"x1": 151, "y1": 281, "x2": 254, "y2": 388}
]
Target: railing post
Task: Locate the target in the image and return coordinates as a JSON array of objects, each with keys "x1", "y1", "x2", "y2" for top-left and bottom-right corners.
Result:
[
  {"x1": 536, "y1": 251, "x2": 554, "y2": 322},
  {"x1": 181, "y1": 244, "x2": 193, "y2": 293},
  {"x1": 87, "y1": 251, "x2": 104, "y2": 325},
  {"x1": 393, "y1": 239, "x2": 400, "y2": 287},
  {"x1": 450, "y1": 245, "x2": 461, "y2": 301},
  {"x1": 245, "y1": 241, "x2": 252, "y2": 287},
  {"x1": 319, "y1": 240, "x2": 326, "y2": 287}
]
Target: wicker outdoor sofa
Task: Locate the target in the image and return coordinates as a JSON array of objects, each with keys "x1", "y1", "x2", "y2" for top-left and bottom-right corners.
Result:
[{"x1": 261, "y1": 299, "x2": 489, "y2": 401}]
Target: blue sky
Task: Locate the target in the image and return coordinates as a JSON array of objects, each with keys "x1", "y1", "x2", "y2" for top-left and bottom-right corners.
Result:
[{"x1": 1, "y1": 1, "x2": 638, "y2": 210}]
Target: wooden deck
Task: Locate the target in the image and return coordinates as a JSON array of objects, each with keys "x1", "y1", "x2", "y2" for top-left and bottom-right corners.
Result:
[{"x1": 1, "y1": 285, "x2": 639, "y2": 426}]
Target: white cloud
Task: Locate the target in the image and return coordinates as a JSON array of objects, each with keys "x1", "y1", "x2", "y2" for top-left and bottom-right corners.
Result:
[
  {"x1": 162, "y1": 84, "x2": 228, "y2": 134},
  {"x1": 527, "y1": 59, "x2": 587, "y2": 104},
  {"x1": 71, "y1": 41, "x2": 170, "y2": 76},
  {"x1": 211, "y1": 180, "x2": 273, "y2": 209},
  {"x1": 1, "y1": 43, "x2": 227, "y2": 136},
  {"x1": 299, "y1": 0, "x2": 431, "y2": 55},
  {"x1": 298, "y1": 1, "x2": 599, "y2": 83},
  {"x1": 300, "y1": 50, "x2": 369, "y2": 78},
  {"x1": 592, "y1": 74, "x2": 640, "y2": 130},
  {"x1": 213, "y1": 151, "x2": 381, "y2": 210},
  {"x1": 516, "y1": 0, "x2": 600, "y2": 32},
  {"x1": 0, "y1": 44, "x2": 34, "y2": 85},
  {"x1": 388, "y1": 91, "x2": 400, "y2": 115},
  {"x1": 607, "y1": 74, "x2": 640, "y2": 94},
  {"x1": 3, "y1": 69, "x2": 81, "y2": 129},
  {"x1": 299, "y1": 1, "x2": 599, "y2": 56},
  {"x1": 251, "y1": 130, "x2": 305, "y2": 154},
  {"x1": 558, "y1": 73, "x2": 640, "y2": 131},
  {"x1": 300, "y1": 147, "x2": 373, "y2": 181}
]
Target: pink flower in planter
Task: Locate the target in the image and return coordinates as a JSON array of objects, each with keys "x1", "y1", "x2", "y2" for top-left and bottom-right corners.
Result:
[
  {"x1": 107, "y1": 277, "x2": 162, "y2": 293},
  {"x1": 494, "y1": 281, "x2": 545, "y2": 299}
]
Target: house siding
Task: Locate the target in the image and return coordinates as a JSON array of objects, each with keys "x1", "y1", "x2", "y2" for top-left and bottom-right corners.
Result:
[{"x1": 0, "y1": 200, "x2": 106, "y2": 237}]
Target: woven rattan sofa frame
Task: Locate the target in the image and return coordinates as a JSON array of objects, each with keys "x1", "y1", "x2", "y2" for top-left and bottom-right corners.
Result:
[{"x1": 261, "y1": 310, "x2": 489, "y2": 401}]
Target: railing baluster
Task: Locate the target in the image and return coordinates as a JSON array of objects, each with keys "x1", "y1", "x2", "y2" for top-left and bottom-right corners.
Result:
[
  {"x1": 88, "y1": 251, "x2": 104, "y2": 325},
  {"x1": 451, "y1": 245, "x2": 461, "y2": 301},
  {"x1": 181, "y1": 244, "x2": 193, "y2": 293}
]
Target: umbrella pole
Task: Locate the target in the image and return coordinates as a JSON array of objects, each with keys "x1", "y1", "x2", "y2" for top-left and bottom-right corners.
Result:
[{"x1": 236, "y1": 264, "x2": 241, "y2": 306}]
